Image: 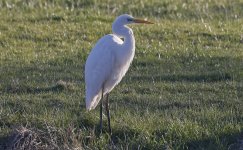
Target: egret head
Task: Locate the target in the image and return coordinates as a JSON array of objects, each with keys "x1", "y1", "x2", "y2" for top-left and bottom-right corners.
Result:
[
  {"x1": 112, "y1": 14, "x2": 153, "y2": 37},
  {"x1": 113, "y1": 14, "x2": 153, "y2": 26}
]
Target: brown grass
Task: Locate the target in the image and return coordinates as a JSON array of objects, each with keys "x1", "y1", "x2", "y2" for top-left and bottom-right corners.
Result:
[{"x1": 2, "y1": 123, "x2": 90, "y2": 150}]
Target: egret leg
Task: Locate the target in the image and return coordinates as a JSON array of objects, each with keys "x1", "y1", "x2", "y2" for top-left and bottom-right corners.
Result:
[
  {"x1": 105, "y1": 93, "x2": 112, "y2": 135},
  {"x1": 100, "y1": 89, "x2": 104, "y2": 134}
]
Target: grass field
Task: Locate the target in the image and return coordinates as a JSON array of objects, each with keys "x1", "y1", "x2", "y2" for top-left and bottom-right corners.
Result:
[{"x1": 0, "y1": 0, "x2": 243, "y2": 149}]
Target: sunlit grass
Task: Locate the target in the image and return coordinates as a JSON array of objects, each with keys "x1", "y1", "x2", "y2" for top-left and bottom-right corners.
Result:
[{"x1": 0, "y1": 0, "x2": 243, "y2": 149}]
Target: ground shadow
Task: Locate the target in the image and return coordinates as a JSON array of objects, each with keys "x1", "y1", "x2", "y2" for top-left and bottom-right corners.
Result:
[
  {"x1": 0, "y1": 135, "x2": 9, "y2": 150},
  {"x1": 186, "y1": 131, "x2": 243, "y2": 150},
  {"x1": 2, "y1": 80, "x2": 73, "y2": 94},
  {"x1": 128, "y1": 54, "x2": 242, "y2": 83},
  {"x1": 150, "y1": 129, "x2": 243, "y2": 149},
  {"x1": 129, "y1": 72, "x2": 232, "y2": 83}
]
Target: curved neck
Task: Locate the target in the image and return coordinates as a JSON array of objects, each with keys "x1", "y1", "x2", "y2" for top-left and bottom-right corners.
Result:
[{"x1": 112, "y1": 25, "x2": 135, "y2": 50}]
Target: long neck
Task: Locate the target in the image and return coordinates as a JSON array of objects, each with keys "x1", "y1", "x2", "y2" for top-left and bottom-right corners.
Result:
[
  {"x1": 124, "y1": 27, "x2": 135, "y2": 51},
  {"x1": 112, "y1": 25, "x2": 135, "y2": 51}
]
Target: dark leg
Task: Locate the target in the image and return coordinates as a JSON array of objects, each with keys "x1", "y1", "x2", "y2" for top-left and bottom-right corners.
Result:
[
  {"x1": 100, "y1": 89, "x2": 104, "y2": 134},
  {"x1": 105, "y1": 93, "x2": 112, "y2": 135}
]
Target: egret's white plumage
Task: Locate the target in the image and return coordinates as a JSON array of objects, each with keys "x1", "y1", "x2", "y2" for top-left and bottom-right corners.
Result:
[
  {"x1": 85, "y1": 14, "x2": 153, "y2": 111},
  {"x1": 85, "y1": 34, "x2": 129, "y2": 110}
]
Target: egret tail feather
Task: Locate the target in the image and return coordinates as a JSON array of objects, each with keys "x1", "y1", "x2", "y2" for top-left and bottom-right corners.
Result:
[{"x1": 86, "y1": 91, "x2": 102, "y2": 111}]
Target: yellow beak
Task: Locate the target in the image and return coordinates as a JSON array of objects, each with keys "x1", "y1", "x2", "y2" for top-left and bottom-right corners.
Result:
[{"x1": 133, "y1": 18, "x2": 154, "y2": 24}]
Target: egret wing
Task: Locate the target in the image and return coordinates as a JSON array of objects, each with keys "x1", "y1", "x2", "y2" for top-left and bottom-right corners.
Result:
[{"x1": 85, "y1": 35, "x2": 122, "y2": 110}]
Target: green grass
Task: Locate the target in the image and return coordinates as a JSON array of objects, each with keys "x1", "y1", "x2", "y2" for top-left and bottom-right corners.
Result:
[{"x1": 0, "y1": 0, "x2": 243, "y2": 149}]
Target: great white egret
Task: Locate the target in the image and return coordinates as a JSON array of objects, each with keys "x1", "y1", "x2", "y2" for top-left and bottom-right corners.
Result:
[{"x1": 85, "y1": 14, "x2": 153, "y2": 135}]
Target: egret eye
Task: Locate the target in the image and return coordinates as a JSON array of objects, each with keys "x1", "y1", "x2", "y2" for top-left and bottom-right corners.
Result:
[{"x1": 127, "y1": 18, "x2": 133, "y2": 22}]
